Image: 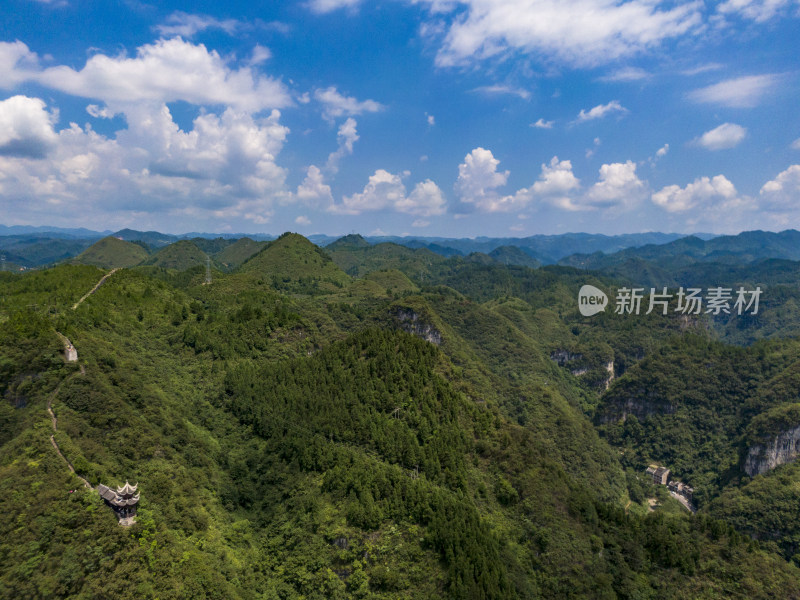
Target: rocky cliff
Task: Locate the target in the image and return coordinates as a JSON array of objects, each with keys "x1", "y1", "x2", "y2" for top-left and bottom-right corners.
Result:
[
  {"x1": 744, "y1": 425, "x2": 800, "y2": 477},
  {"x1": 394, "y1": 307, "x2": 442, "y2": 345}
]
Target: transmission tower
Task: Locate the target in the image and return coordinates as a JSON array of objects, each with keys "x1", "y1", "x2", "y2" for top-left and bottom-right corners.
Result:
[{"x1": 205, "y1": 256, "x2": 212, "y2": 285}]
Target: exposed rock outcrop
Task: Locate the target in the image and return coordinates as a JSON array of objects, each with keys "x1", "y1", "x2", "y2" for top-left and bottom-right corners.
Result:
[
  {"x1": 744, "y1": 425, "x2": 800, "y2": 477},
  {"x1": 550, "y1": 349, "x2": 583, "y2": 367},
  {"x1": 394, "y1": 308, "x2": 441, "y2": 345},
  {"x1": 604, "y1": 361, "x2": 614, "y2": 391},
  {"x1": 596, "y1": 388, "x2": 676, "y2": 424}
]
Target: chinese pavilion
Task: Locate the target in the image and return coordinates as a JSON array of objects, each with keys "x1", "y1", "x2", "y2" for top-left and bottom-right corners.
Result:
[{"x1": 98, "y1": 481, "x2": 140, "y2": 526}]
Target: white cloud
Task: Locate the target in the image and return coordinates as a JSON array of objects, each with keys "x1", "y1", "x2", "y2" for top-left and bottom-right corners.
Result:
[
  {"x1": 417, "y1": 0, "x2": 702, "y2": 68},
  {"x1": 295, "y1": 215, "x2": 312, "y2": 226},
  {"x1": 86, "y1": 104, "x2": 116, "y2": 119},
  {"x1": 455, "y1": 147, "x2": 529, "y2": 212},
  {"x1": 0, "y1": 95, "x2": 58, "y2": 158},
  {"x1": 717, "y1": 0, "x2": 792, "y2": 22},
  {"x1": 155, "y1": 12, "x2": 241, "y2": 37},
  {"x1": 531, "y1": 118, "x2": 553, "y2": 129},
  {"x1": 656, "y1": 143, "x2": 669, "y2": 158},
  {"x1": 599, "y1": 67, "x2": 650, "y2": 82},
  {"x1": 471, "y1": 84, "x2": 531, "y2": 100},
  {"x1": 760, "y1": 165, "x2": 800, "y2": 211},
  {"x1": 576, "y1": 100, "x2": 627, "y2": 122},
  {"x1": 427, "y1": 114, "x2": 435, "y2": 125},
  {"x1": 531, "y1": 156, "x2": 582, "y2": 210},
  {"x1": 307, "y1": 0, "x2": 361, "y2": 13},
  {"x1": 296, "y1": 165, "x2": 334, "y2": 209},
  {"x1": 397, "y1": 179, "x2": 447, "y2": 216},
  {"x1": 3, "y1": 38, "x2": 291, "y2": 112},
  {"x1": 585, "y1": 137, "x2": 601, "y2": 158},
  {"x1": 334, "y1": 169, "x2": 403, "y2": 214},
  {"x1": 412, "y1": 219, "x2": 431, "y2": 227},
  {"x1": 249, "y1": 45, "x2": 272, "y2": 66},
  {"x1": 791, "y1": 138, "x2": 800, "y2": 150},
  {"x1": 454, "y1": 150, "x2": 646, "y2": 213},
  {"x1": 333, "y1": 170, "x2": 447, "y2": 216},
  {"x1": 694, "y1": 122, "x2": 747, "y2": 150},
  {"x1": 688, "y1": 74, "x2": 779, "y2": 108},
  {"x1": 325, "y1": 117, "x2": 359, "y2": 173},
  {"x1": 681, "y1": 63, "x2": 723, "y2": 76},
  {"x1": 652, "y1": 175, "x2": 738, "y2": 212},
  {"x1": 0, "y1": 41, "x2": 40, "y2": 89},
  {"x1": 0, "y1": 98, "x2": 290, "y2": 228},
  {"x1": 314, "y1": 86, "x2": 383, "y2": 120},
  {"x1": 584, "y1": 161, "x2": 646, "y2": 210}
]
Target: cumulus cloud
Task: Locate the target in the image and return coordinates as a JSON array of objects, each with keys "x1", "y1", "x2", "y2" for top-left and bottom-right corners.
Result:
[
  {"x1": 295, "y1": 215, "x2": 312, "y2": 226},
  {"x1": 584, "y1": 161, "x2": 646, "y2": 210},
  {"x1": 397, "y1": 179, "x2": 447, "y2": 216},
  {"x1": 694, "y1": 122, "x2": 747, "y2": 150},
  {"x1": 454, "y1": 149, "x2": 647, "y2": 213},
  {"x1": 455, "y1": 147, "x2": 526, "y2": 212},
  {"x1": 154, "y1": 12, "x2": 242, "y2": 37},
  {"x1": 531, "y1": 156, "x2": 580, "y2": 208},
  {"x1": 688, "y1": 74, "x2": 779, "y2": 108},
  {"x1": 656, "y1": 144, "x2": 669, "y2": 158},
  {"x1": 0, "y1": 41, "x2": 40, "y2": 89},
  {"x1": 0, "y1": 98, "x2": 290, "y2": 228},
  {"x1": 416, "y1": 0, "x2": 702, "y2": 68},
  {"x1": 333, "y1": 170, "x2": 446, "y2": 216},
  {"x1": 314, "y1": 86, "x2": 383, "y2": 121},
  {"x1": 760, "y1": 165, "x2": 800, "y2": 211},
  {"x1": 531, "y1": 118, "x2": 553, "y2": 129},
  {"x1": 325, "y1": 117, "x2": 359, "y2": 173},
  {"x1": 576, "y1": 100, "x2": 627, "y2": 122},
  {"x1": 652, "y1": 175, "x2": 738, "y2": 212},
  {"x1": 2, "y1": 38, "x2": 291, "y2": 112},
  {"x1": 0, "y1": 95, "x2": 58, "y2": 158},
  {"x1": 296, "y1": 165, "x2": 335, "y2": 209}
]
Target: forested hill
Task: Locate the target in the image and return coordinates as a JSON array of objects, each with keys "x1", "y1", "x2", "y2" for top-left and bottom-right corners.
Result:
[{"x1": 3, "y1": 233, "x2": 800, "y2": 598}]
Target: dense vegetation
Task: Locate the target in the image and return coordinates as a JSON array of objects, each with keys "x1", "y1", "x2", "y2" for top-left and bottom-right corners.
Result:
[{"x1": 3, "y1": 231, "x2": 800, "y2": 598}]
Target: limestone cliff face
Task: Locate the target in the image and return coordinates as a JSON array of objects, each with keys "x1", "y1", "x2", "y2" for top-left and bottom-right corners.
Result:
[
  {"x1": 395, "y1": 308, "x2": 442, "y2": 345},
  {"x1": 550, "y1": 350, "x2": 583, "y2": 367},
  {"x1": 604, "y1": 361, "x2": 614, "y2": 391},
  {"x1": 595, "y1": 387, "x2": 676, "y2": 424},
  {"x1": 550, "y1": 350, "x2": 615, "y2": 389},
  {"x1": 744, "y1": 425, "x2": 800, "y2": 477}
]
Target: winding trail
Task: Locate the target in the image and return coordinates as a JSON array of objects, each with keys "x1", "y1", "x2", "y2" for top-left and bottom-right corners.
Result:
[
  {"x1": 72, "y1": 268, "x2": 119, "y2": 310},
  {"x1": 46, "y1": 375, "x2": 92, "y2": 489}
]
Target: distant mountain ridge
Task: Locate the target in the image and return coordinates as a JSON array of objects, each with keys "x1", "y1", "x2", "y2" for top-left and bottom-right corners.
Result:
[
  {"x1": 13, "y1": 225, "x2": 800, "y2": 271},
  {"x1": 558, "y1": 230, "x2": 800, "y2": 276}
]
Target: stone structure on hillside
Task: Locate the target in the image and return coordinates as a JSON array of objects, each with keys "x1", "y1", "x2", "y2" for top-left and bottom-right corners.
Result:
[
  {"x1": 98, "y1": 481, "x2": 140, "y2": 526},
  {"x1": 646, "y1": 465, "x2": 695, "y2": 511},
  {"x1": 667, "y1": 479, "x2": 694, "y2": 502},
  {"x1": 646, "y1": 464, "x2": 670, "y2": 485}
]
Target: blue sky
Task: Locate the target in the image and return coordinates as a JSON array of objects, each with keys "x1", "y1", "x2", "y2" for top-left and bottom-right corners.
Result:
[{"x1": 0, "y1": 0, "x2": 798, "y2": 237}]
